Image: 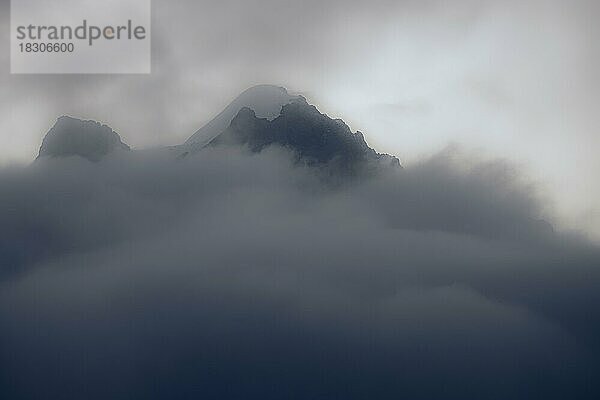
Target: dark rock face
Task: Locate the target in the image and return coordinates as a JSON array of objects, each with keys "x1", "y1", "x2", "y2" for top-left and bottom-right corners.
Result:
[
  {"x1": 37, "y1": 116, "x2": 130, "y2": 162},
  {"x1": 209, "y1": 98, "x2": 400, "y2": 175},
  {"x1": 34, "y1": 88, "x2": 400, "y2": 175}
]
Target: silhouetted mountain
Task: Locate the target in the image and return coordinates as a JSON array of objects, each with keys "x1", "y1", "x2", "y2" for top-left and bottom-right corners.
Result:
[
  {"x1": 36, "y1": 86, "x2": 400, "y2": 175},
  {"x1": 208, "y1": 97, "x2": 400, "y2": 175},
  {"x1": 37, "y1": 116, "x2": 130, "y2": 162}
]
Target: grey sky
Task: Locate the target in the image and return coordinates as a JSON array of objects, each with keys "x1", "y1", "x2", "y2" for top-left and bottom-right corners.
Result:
[{"x1": 0, "y1": 0, "x2": 599, "y2": 237}]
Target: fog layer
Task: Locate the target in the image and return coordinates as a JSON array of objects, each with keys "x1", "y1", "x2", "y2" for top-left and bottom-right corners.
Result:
[{"x1": 1, "y1": 146, "x2": 599, "y2": 399}]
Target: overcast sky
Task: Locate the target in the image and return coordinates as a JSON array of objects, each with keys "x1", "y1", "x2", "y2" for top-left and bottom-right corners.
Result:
[{"x1": 0, "y1": 0, "x2": 599, "y2": 238}]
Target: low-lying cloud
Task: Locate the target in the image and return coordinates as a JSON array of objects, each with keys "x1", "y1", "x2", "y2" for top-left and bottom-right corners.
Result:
[{"x1": 1, "y1": 146, "x2": 599, "y2": 399}]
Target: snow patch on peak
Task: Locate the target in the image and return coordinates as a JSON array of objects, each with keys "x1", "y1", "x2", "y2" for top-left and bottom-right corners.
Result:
[{"x1": 184, "y1": 85, "x2": 303, "y2": 147}]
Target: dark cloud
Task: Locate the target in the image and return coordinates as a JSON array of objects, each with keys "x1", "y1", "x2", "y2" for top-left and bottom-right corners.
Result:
[{"x1": 1, "y1": 145, "x2": 599, "y2": 399}]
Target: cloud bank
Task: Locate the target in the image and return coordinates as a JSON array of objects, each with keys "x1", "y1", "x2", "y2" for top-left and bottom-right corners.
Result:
[{"x1": 1, "y1": 145, "x2": 599, "y2": 399}]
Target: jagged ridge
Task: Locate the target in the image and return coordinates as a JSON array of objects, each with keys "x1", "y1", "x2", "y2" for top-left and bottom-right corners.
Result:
[
  {"x1": 35, "y1": 86, "x2": 400, "y2": 175},
  {"x1": 209, "y1": 98, "x2": 400, "y2": 174}
]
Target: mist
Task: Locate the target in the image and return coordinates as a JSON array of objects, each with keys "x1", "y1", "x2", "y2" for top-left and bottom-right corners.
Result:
[{"x1": 1, "y1": 145, "x2": 599, "y2": 399}]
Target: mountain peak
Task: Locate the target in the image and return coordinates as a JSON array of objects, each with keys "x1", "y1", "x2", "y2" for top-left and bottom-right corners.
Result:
[
  {"x1": 209, "y1": 99, "x2": 400, "y2": 175},
  {"x1": 37, "y1": 116, "x2": 130, "y2": 162},
  {"x1": 184, "y1": 85, "x2": 303, "y2": 147}
]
